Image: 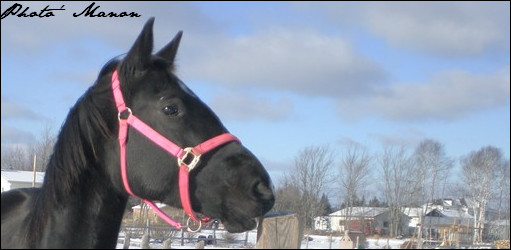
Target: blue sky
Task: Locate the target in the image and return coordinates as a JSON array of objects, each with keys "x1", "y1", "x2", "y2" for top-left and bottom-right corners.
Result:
[{"x1": 1, "y1": 2, "x2": 509, "y2": 189}]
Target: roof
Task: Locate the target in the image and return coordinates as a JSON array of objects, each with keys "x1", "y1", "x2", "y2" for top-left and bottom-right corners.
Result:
[
  {"x1": 330, "y1": 207, "x2": 390, "y2": 218},
  {"x1": 424, "y1": 198, "x2": 469, "y2": 210},
  {"x1": 1, "y1": 170, "x2": 45, "y2": 183},
  {"x1": 426, "y1": 208, "x2": 473, "y2": 219},
  {"x1": 402, "y1": 207, "x2": 426, "y2": 217}
]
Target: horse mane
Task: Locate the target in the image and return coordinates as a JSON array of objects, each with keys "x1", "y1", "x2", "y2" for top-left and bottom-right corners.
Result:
[
  {"x1": 27, "y1": 54, "x2": 175, "y2": 245},
  {"x1": 28, "y1": 58, "x2": 122, "y2": 245},
  {"x1": 45, "y1": 58, "x2": 121, "y2": 199}
]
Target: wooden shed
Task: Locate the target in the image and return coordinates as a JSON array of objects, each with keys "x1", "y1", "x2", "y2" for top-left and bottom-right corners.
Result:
[
  {"x1": 256, "y1": 212, "x2": 302, "y2": 249},
  {"x1": 339, "y1": 230, "x2": 366, "y2": 249}
]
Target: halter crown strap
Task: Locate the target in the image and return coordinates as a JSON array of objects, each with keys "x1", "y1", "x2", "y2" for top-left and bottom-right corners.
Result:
[{"x1": 111, "y1": 70, "x2": 239, "y2": 229}]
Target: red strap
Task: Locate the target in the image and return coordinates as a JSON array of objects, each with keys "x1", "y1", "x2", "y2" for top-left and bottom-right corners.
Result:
[
  {"x1": 118, "y1": 118, "x2": 135, "y2": 196},
  {"x1": 127, "y1": 115, "x2": 183, "y2": 157},
  {"x1": 194, "y1": 133, "x2": 239, "y2": 154},
  {"x1": 142, "y1": 200, "x2": 182, "y2": 228},
  {"x1": 179, "y1": 134, "x2": 240, "y2": 222}
]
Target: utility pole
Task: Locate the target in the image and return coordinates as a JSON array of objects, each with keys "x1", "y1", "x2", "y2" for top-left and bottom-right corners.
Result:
[{"x1": 32, "y1": 154, "x2": 37, "y2": 187}]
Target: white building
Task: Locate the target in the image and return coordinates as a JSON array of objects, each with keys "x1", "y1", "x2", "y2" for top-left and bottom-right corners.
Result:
[
  {"x1": 314, "y1": 207, "x2": 410, "y2": 235},
  {"x1": 1, "y1": 170, "x2": 45, "y2": 192},
  {"x1": 402, "y1": 207, "x2": 426, "y2": 228}
]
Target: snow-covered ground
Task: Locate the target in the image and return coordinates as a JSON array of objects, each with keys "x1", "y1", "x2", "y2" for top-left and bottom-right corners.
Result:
[
  {"x1": 298, "y1": 235, "x2": 405, "y2": 249},
  {"x1": 116, "y1": 229, "x2": 407, "y2": 249}
]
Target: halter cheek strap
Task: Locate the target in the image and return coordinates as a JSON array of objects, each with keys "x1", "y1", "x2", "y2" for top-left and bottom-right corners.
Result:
[{"x1": 111, "y1": 70, "x2": 239, "y2": 229}]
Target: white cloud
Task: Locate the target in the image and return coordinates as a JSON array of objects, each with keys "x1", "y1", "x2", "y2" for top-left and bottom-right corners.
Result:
[
  {"x1": 1, "y1": 126, "x2": 35, "y2": 145},
  {"x1": 0, "y1": 1, "x2": 220, "y2": 54},
  {"x1": 337, "y1": 136, "x2": 365, "y2": 149},
  {"x1": 338, "y1": 68, "x2": 510, "y2": 121},
  {"x1": 209, "y1": 91, "x2": 293, "y2": 122},
  {"x1": 363, "y1": 2, "x2": 510, "y2": 57},
  {"x1": 182, "y1": 29, "x2": 386, "y2": 98},
  {"x1": 3, "y1": 2, "x2": 508, "y2": 125},
  {"x1": 301, "y1": 2, "x2": 510, "y2": 57},
  {"x1": 369, "y1": 129, "x2": 426, "y2": 149},
  {"x1": 1, "y1": 98, "x2": 43, "y2": 121}
]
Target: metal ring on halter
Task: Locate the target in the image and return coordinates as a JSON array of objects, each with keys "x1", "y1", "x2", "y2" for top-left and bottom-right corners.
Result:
[
  {"x1": 186, "y1": 217, "x2": 202, "y2": 233},
  {"x1": 118, "y1": 108, "x2": 132, "y2": 121}
]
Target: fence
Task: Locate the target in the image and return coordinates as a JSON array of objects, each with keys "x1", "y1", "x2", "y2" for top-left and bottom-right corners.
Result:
[
  {"x1": 118, "y1": 224, "x2": 247, "y2": 248},
  {"x1": 119, "y1": 212, "x2": 302, "y2": 249}
]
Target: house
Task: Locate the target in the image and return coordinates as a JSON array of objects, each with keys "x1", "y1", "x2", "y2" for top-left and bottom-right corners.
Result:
[
  {"x1": 424, "y1": 208, "x2": 473, "y2": 228},
  {"x1": 422, "y1": 206, "x2": 473, "y2": 243},
  {"x1": 1, "y1": 169, "x2": 45, "y2": 192},
  {"x1": 419, "y1": 198, "x2": 510, "y2": 242},
  {"x1": 314, "y1": 207, "x2": 410, "y2": 236}
]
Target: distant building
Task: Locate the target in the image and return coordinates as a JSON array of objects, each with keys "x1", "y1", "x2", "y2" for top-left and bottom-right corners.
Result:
[
  {"x1": 401, "y1": 198, "x2": 475, "y2": 242},
  {"x1": 423, "y1": 208, "x2": 473, "y2": 243},
  {"x1": 1, "y1": 169, "x2": 45, "y2": 192},
  {"x1": 314, "y1": 207, "x2": 410, "y2": 236},
  {"x1": 401, "y1": 207, "x2": 424, "y2": 228}
]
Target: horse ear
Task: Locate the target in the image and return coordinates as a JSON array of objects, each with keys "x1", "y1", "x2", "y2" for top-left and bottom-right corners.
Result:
[
  {"x1": 156, "y1": 31, "x2": 183, "y2": 64},
  {"x1": 123, "y1": 17, "x2": 155, "y2": 71}
]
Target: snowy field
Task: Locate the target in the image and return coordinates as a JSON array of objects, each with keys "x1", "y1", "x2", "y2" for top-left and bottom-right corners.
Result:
[{"x1": 116, "y1": 229, "x2": 407, "y2": 249}]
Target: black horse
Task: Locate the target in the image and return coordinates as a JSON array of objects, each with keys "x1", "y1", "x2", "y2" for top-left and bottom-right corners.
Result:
[{"x1": 1, "y1": 18, "x2": 274, "y2": 248}]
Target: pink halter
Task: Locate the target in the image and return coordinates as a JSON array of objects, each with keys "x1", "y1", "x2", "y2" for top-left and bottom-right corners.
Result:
[{"x1": 111, "y1": 69, "x2": 239, "y2": 230}]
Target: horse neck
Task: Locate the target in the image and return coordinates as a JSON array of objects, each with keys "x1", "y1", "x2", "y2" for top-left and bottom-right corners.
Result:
[
  {"x1": 37, "y1": 169, "x2": 128, "y2": 248},
  {"x1": 32, "y1": 86, "x2": 128, "y2": 248}
]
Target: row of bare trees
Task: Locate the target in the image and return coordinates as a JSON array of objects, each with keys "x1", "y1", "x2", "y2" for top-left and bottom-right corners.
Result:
[
  {"x1": 1, "y1": 125, "x2": 56, "y2": 172},
  {"x1": 2, "y1": 128, "x2": 509, "y2": 243},
  {"x1": 273, "y1": 140, "x2": 510, "y2": 243}
]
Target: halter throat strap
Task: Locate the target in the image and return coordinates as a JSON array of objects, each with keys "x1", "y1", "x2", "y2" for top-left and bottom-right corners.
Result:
[{"x1": 111, "y1": 69, "x2": 239, "y2": 229}]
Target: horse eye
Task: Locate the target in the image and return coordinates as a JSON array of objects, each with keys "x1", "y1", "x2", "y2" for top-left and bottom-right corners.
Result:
[{"x1": 162, "y1": 105, "x2": 179, "y2": 116}]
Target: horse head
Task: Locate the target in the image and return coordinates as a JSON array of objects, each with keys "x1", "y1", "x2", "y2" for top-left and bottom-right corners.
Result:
[{"x1": 105, "y1": 18, "x2": 275, "y2": 233}]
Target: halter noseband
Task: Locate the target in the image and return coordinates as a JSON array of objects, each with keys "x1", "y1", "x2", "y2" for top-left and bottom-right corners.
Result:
[{"x1": 111, "y1": 69, "x2": 239, "y2": 230}]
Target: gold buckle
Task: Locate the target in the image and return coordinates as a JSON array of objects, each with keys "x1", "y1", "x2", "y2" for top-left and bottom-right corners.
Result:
[{"x1": 177, "y1": 147, "x2": 201, "y2": 171}]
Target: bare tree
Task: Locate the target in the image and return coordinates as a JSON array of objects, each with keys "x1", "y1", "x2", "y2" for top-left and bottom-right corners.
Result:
[
  {"x1": 1, "y1": 145, "x2": 31, "y2": 170},
  {"x1": 29, "y1": 124, "x2": 57, "y2": 172},
  {"x1": 283, "y1": 145, "x2": 334, "y2": 229},
  {"x1": 378, "y1": 146, "x2": 420, "y2": 236},
  {"x1": 461, "y1": 146, "x2": 507, "y2": 243},
  {"x1": 490, "y1": 159, "x2": 510, "y2": 241},
  {"x1": 272, "y1": 179, "x2": 302, "y2": 213},
  {"x1": 414, "y1": 139, "x2": 454, "y2": 203},
  {"x1": 495, "y1": 160, "x2": 510, "y2": 222},
  {"x1": 1, "y1": 124, "x2": 56, "y2": 172},
  {"x1": 338, "y1": 143, "x2": 372, "y2": 230},
  {"x1": 412, "y1": 139, "x2": 453, "y2": 246}
]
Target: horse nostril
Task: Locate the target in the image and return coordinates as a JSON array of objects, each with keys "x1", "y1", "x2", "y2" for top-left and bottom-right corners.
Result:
[
  {"x1": 250, "y1": 179, "x2": 275, "y2": 214},
  {"x1": 252, "y1": 181, "x2": 275, "y2": 202}
]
